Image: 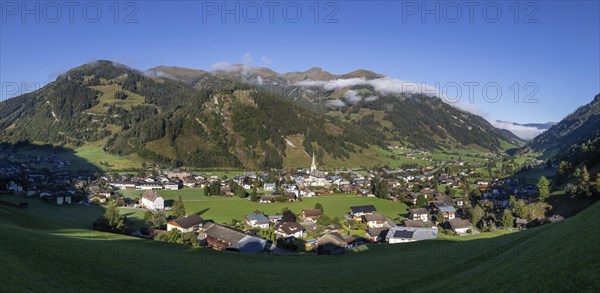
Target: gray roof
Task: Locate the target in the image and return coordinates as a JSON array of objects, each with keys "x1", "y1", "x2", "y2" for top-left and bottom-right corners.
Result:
[
  {"x1": 434, "y1": 202, "x2": 456, "y2": 213},
  {"x1": 385, "y1": 226, "x2": 438, "y2": 241},
  {"x1": 447, "y1": 218, "x2": 471, "y2": 230},
  {"x1": 403, "y1": 220, "x2": 434, "y2": 228},
  {"x1": 204, "y1": 223, "x2": 247, "y2": 244},
  {"x1": 246, "y1": 213, "x2": 270, "y2": 224}
]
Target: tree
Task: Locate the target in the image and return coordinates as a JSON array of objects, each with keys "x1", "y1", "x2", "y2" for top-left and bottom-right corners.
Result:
[
  {"x1": 146, "y1": 211, "x2": 167, "y2": 229},
  {"x1": 94, "y1": 204, "x2": 125, "y2": 233},
  {"x1": 416, "y1": 194, "x2": 426, "y2": 207},
  {"x1": 250, "y1": 189, "x2": 258, "y2": 202},
  {"x1": 282, "y1": 209, "x2": 296, "y2": 223},
  {"x1": 536, "y1": 176, "x2": 550, "y2": 202},
  {"x1": 466, "y1": 205, "x2": 484, "y2": 227},
  {"x1": 314, "y1": 202, "x2": 323, "y2": 212},
  {"x1": 317, "y1": 214, "x2": 332, "y2": 226},
  {"x1": 501, "y1": 209, "x2": 513, "y2": 229},
  {"x1": 172, "y1": 195, "x2": 186, "y2": 218}
]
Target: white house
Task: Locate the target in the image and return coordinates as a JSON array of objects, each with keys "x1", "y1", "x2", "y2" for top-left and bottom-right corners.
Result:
[
  {"x1": 275, "y1": 222, "x2": 306, "y2": 238},
  {"x1": 263, "y1": 183, "x2": 276, "y2": 191},
  {"x1": 244, "y1": 213, "x2": 270, "y2": 229},
  {"x1": 167, "y1": 214, "x2": 204, "y2": 233},
  {"x1": 141, "y1": 190, "x2": 164, "y2": 210},
  {"x1": 448, "y1": 218, "x2": 471, "y2": 235},
  {"x1": 409, "y1": 208, "x2": 430, "y2": 222},
  {"x1": 363, "y1": 213, "x2": 386, "y2": 228}
]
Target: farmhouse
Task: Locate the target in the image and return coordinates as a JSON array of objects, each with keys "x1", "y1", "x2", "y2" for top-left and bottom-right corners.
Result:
[
  {"x1": 366, "y1": 227, "x2": 389, "y2": 242},
  {"x1": 167, "y1": 214, "x2": 204, "y2": 233},
  {"x1": 317, "y1": 232, "x2": 347, "y2": 255},
  {"x1": 408, "y1": 208, "x2": 430, "y2": 222},
  {"x1": 245, "y1": 213, "x2": 270, "y2": 229},
  {"x1": 202, "y1": 223, "x2": 267, "y2": 253},
  {"x1": 141, "y1": 190, "x2": 164, "y2": 211},
  {"x1": 385, "y1": 226, "x2": 438, "y2": 244},
  {"x1": 301, "y1": 209, "x2": 323, "y2": 222},
  {"x1": 447, "y1": 218, "x2": 471, "y2": 235},
  {"x1": 363, "y1": 213, "x2": 386, "y2": 228}
]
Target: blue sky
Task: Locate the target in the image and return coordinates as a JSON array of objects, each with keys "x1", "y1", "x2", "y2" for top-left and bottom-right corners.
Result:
[{"x1": 1, "y1": 0, "x2": 598, "y2": 125}]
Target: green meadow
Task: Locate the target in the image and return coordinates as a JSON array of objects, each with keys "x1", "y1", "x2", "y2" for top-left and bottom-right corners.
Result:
[
  {"x1": 1, "y1": 194, "x2": 598, "y2": 292},
  {"x1": 117, "y1": 189, "x2": 410, "y2": 223}
]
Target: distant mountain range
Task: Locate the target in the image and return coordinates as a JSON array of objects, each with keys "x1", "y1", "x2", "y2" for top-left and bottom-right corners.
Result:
[
  {"x1": 0, "y1": 61, "x2": 527, "y2": 169},
  {"x1": 492, "y1": 120, "x2": 556, "y2": 140}
]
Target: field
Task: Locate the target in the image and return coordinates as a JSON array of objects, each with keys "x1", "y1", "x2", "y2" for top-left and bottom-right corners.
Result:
[
  {"x1": 1, "y1": 194, "x2": 598, "y2": 292},
  {"x1": 117, "y1": 189, "x2": 410, "y2": 224}
]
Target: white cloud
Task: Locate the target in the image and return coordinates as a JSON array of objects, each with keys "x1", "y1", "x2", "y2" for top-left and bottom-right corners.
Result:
[
  {"x1": 490, "y1": 120, "x2": 546, "y2": 140},
  {"x1": 343, "y1": 90, "x2": 362, "y2": 104}
]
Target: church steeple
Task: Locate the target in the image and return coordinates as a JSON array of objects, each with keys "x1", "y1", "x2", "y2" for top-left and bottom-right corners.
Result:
[{"x1": 311, "y1": 152, "x2": 317, "y2": 172}]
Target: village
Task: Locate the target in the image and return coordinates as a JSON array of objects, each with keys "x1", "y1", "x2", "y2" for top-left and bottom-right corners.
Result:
[{"x1": 0, "y1": 151, "x2": 551, "y2": 255}]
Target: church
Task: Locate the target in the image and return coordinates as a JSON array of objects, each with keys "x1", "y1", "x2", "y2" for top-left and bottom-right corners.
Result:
[{"x1": 305, "y1": 153, "x2": 329, "y2": 187}]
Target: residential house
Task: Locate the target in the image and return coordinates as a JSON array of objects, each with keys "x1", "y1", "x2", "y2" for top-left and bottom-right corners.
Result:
[
  {"x1": 385, "y1": 226, "x2": 438, "y2": 243},
  {"x1": 317, "y1": 232, "x2": 347, "y2": 255},
  {"x1": 275, "y1": 222, "x2": 306, "y2": 238},
  {"x1": 363, "y1": 213, "x2": 386, "y2": 228},
  {"x1": 366, "y1": 227, "x2": 389, "y2": 242},
  {"x1": 433, "y1": 202, "x2": 456, "y2": 220},
  {"x1": 350, "y1": 205, "x2": 376, "y2": 220},
  {"x1": 268, "y1": 215, "x2": 283, "y2": 224},
  {"x1": 167, "y1": 214, "x2": 204, "y2": 233},
  {"x1": 141, "y1": 190, "x2": 164, "y2": 211},
  {"x1": 245, "y1": 213, "x2": 270, "y2": 229},
  {"x1": 403, "y1": 219, "x2": 434, "y2": 228},
  {"x1": 301, "y1": 209, "x2": 323, "y2": 223},
  {"x1": 263, "y1": 183, "x2": 276, "y2": 191},
  {"x1": 408, "y1": 208, "x2": 430, "y2": 222},
  {"x1": 447, "y1": 218, "x2": 471, "y2": 235}
]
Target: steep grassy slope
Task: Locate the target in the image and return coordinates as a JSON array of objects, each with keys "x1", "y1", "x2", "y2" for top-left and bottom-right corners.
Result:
[
  {"x1": 1, "y1": 197, "x2": 598, "y2": 292},
  {"x1": 529, "y1": 94, "x2": 600, "y2": 154}
]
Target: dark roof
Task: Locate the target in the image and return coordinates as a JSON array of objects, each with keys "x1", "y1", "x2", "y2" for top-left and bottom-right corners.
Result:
[
  {"x1": 277, "y1": 222, "x2": 306, "y2": 235},
  {"x1": 303, "y1": 209, "x2": 323, "y2": 217},
  {"x1": 169, "y1": 214, "x2": 204, "y2": 229},
  {"x1": 393, "y1": 230, "x2": 415, "y2": 238},
  {"x1": 204, "y1": 223, "x2": 247, "y2": 244},
  {"x1": 350, "y1": 205, "x2": 376, "y2": 214}
]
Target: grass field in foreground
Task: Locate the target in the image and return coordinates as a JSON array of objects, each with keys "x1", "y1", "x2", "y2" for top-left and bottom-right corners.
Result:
[
  {"x1": 1, "y1": 195, "x2": 598, "y2": 292},
  {"x1": 117, "y1": 189, "x2": 410, "y2": 223}
]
